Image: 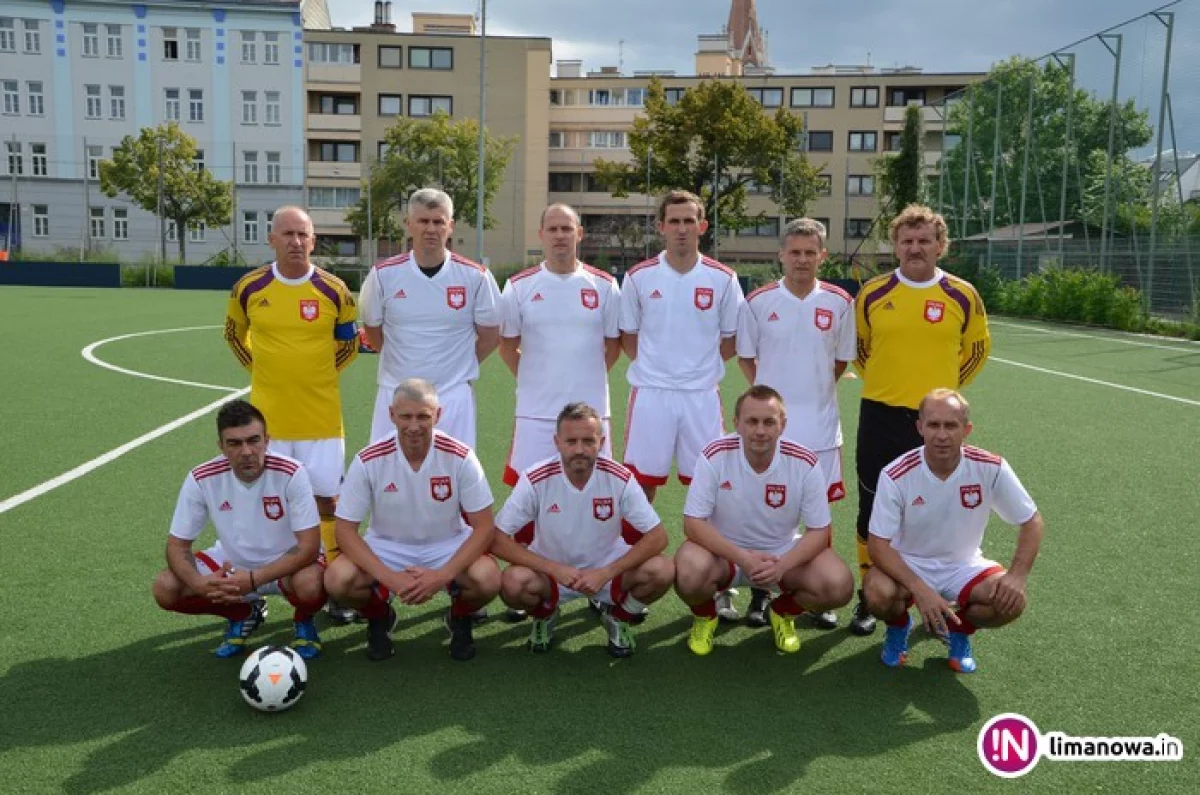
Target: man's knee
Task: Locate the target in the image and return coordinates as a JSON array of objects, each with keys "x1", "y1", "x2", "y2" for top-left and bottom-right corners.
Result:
[
  {"x1": 323, "y1": 556, "x2": 362, "y2": 598},
  {"x1": 862, "y1": 568, "x2": 904, "y2": 612},
  {"x1": 290, "y1": 563, "x2": 326, "y2": 603},
  {"x1": 152, "y1": 569, "x2": 184, "y2": 609},
  {"x1": 463, "y1": 555, "x2": 502, "y2": 596},
  {"x1": 673, "y1": 543, "x2": 717, "y2": 596},
  {"x1": 500, "y1": 566, "x2": 542, "y2": 605}
]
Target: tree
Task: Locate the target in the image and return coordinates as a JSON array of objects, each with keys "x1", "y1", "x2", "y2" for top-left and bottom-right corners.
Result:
[
  {"x1": 347, "y1": 112, "x2": 517, "y2": 243},
  {"x1": 584, "y1": 214, "x2": 659, "y2": 268},
  {"x1": 98, "y1": 123, "x2": 232, "y2": 262},
  {"x1": 938, "y1": 57, "x2": 1152, "y2": 238},
  {"x1": 875, "y1": 103, "x2": 926, "y2": 228},
  {"x1": 593, "y1": 77, "x2": 823, "y2": 251}
]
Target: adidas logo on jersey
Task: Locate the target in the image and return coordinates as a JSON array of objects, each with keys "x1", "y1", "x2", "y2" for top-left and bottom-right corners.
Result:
[
  {"x1": 883, "y1": 301, "x2": 896, "y2": 310},
  {"x1": 384, "y1": 482, "x2": 398, "y2": 493},
  {"x1": 649, "y1": 289, "x2": 663, "y2": 300},
  {"x1": 719, "y1": 481, "x2": 733, "y2": 491},
  {"x1": 257, "y1": 298, "x2": 271, "y2": 308},
  {"x1": 219, "y1": 501, "x2": 233, "y2": 511},
  {"x1": 548, "y1": 503, "x2": 561, "y2": 513},
  {"x1": 767, "y1": 312, "x2": 780, "y2": 322},
  {"x1": 394, "y1": 289, "x2": 407, "y2": 299},
  {"x1": 912, "y1": 496, "x2": 925, "y2": 506},
  {"x1": 532, "y1": 293, "x2": 545, "y2": 302}
]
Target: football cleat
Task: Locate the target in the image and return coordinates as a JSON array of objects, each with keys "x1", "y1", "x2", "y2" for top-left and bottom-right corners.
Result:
[
  {"x1": 849, "y1": 590, "x2": 877, "y2": 636},
  {"x1": 715, "y1": 589, "x2": 740, "y2": 622},
  {"x1": 807, "y1": 610, "x2": 839, "y2": 630},
  {"x1": 687, "y1": 615, "x2": 720, "y2": 656},
  {"x1": 290, "y1": 618, "x2": 323, "y2": 660},
  {"x1": 445, "y1": 610, "x2": 477, "y2": 662},
  {"x1": 214, "y1": 599, "x2": 268, "y2": 658},
  {"x1": 768, "y1": 607, "x2": 801, "y2": 654},
  {"x1": 528, "y1": 611, "x2": 557, "y2": 653},
  {"x1": 881, "y1": 614, "x2": 913, "y2": 668},
  {"x1": 365, "y1": 605, "x2": 398, "y2": 661},
  {"x1": 599, "y1": 608, "x2": 635, "y2": 658},
  {"x1": 746, "y1": 589, "x2": 771, "y2": 628},
  {"x1": 947, "y1": 632, "x2": 978, "y2": 673}
]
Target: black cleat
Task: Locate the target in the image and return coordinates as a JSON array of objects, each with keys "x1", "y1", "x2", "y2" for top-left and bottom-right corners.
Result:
[
  {"x1": 504, "y1": 608, "x2": 528, "y2": 622},
  {"x1": 807, "y1": 610, "x2": 839, "y2": 630},
  {"x1": 326, "y1": 599, "x2": 360, "y2": 625},
  {"x1": 366, "y1": 605, "x2": 397, "y2": 661},
  {"x1": 470, "y1": 607, "x2": 489, "y2": 626},
  {"x1": 445, "y1": 610, "x2": 477, "y2": 661},
  {"x1": 746, "y1": 589, "x2": 771, "y2": 628},
  {"x1": 849, "y1": 590, "x2": 877, "y2": 636}
]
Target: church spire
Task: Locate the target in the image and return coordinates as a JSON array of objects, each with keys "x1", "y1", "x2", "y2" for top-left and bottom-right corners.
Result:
[{"x1": 727, "y1": 0, "x2": 766, "y2": 68}]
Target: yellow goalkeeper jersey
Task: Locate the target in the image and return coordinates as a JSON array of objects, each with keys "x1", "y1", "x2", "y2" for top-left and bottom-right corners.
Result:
[
  {"x1": 854, "y1": 268, "x2": 991, "y2": 410},
  {"x1": 224, "y1": 263, "x2": 359, "y2": 440}
]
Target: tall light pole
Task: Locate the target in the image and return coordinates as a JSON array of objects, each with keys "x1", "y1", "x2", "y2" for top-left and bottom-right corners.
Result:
[{"x1": 475, "y1": 0, "x2": 487, "y2": 264}]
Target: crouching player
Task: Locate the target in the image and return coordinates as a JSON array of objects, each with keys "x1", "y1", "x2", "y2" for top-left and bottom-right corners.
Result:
[
  {"x1": 152, "y1": 400, "x2": 326, "y2": 659},
  {"x1": 864, "y1": 388, "x2": 1043, "y2": 672},
  {"x1": 492, "y1": 403, "x2": 673, "y2": 657},
  {"x1": 325, "y1": 378, "x2": 501, "y2": 662},
  {"x1": 675, "y1": 386, "x2": 854, "y2": 655}
]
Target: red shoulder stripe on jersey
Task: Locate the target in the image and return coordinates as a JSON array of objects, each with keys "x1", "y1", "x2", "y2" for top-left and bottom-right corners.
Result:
[
  {"x1": 818, "y1": 280, "x2": 853, "y2": 303},
  {"x1": 265, "y1": 462, "x2": 299, "y2": 477},
  {"x1": 700, "y1": 256, "x2": 736, "y2": 276},
  {"x1": 526, "y1": 460, "x2": 560, "y2": 480},
  {"x1": 582, "y1": 263, "x2": 615, "y2": 283},
  {"x1": 374, "y1": 252, "x2": 411, "y2": 270},
  {"x1": 626, "y1": 257, "x2": 659, "y2": 276},
  {"x1": 779, "y1": 441, "x2": 818, "y2": 466},
  {"x1": 449, "y1": 252, "x2": 487, "y2": 273},
  {"x1": 885, "y1": 450, "x2": 923, "y2": 480},
  {"x1": 434, "y1": 437, "x2": 470, "y2": 459},
  {"x1": 963, "y1": 446, "x2": 1003, "y2": 466},
  {"x1": 264, "y1": 455, "x2": 299, "y2": 474},
  {"x1": 747, "y1": 281, "x2": 780, "y2": 302},
  {"x1": 360, "y1": 439, "x2": 397, "y2": 463},
  {"x1": 528, "y1": 461, "x2": 563, "y2": 484},
  {"x1": 702, "y1": 437, "x2": 741, "y2": 459},
  {"x1": 595, "y1": 458, "x2": 632, "y2": 482},
  {"x1": 509, "y1": 265, "x2": 541, "y2": 283},
  {"x1": 193, "y1": 461, "x2": 231, "y2": 481}
]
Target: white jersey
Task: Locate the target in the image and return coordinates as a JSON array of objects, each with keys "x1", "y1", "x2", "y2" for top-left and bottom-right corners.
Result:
[
  {"x1": 737, "y1": 279, "x2": 855, "y2": 450},
  {"x1": 500, "y1": 262, "x2": 621, "y2": 419},
  {"x1": 359, "y1": 251, "x2": 502, "y2": 391},
  {"x1": 337, "y1": 430, "x2": 494, "y2": 550},
  {"x1": 619, "y1": 252, "x2": 743, "y2": 390},
  {"x1": 683, "y1": 434, "x2": 832, "y2": 553},
  {"x1": 169, "y1": 454, "x2": 319, "y2": 570},
  {"x1": 869, "y1": 445, "x2": 1038, "y2": 564},
  {"x1": 495, "y1": 455, "x2": 661, "y2": 570}
]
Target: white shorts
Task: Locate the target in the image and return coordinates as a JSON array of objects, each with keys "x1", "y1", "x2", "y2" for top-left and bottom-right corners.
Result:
[
  {"x1": 716, "y1": 538, "x2": 799, "y2": 592},
  {"x1": 364, "y1": 530, "x2": 470, "y2": 572},
  {"x1": 504, "y1": 417, "x2": 613, "y2": 486},
  {"x1": 815, "y1": 448, "x2": 846, "y2": 503},
  {"x1": 371, "y1": 381, "x2": 476, "y2": 447},
  {"x1": 899, "y1": 554, "x2": 1006, "y2": 605},
  {"x1": 268, "y1": 438, "x2": 344, "y2": 498},
  {"x1": 542, "y1": 573, "x2": 627, "y2": 612},
  {"x1": 623, "y1": 386, "x2": 724, "y2": 486},
  {"x1": 194, "y1": 542, "x2": 293, "y2": 600}
]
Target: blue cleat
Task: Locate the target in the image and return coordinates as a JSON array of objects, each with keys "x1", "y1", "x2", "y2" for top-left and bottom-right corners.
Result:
[
  {"x1": 880, "y1": 614, "x2": 912, "y2": 668},
  {"x1": 214, "y1": 599, "x2": 267, "y2": 658},
  {"x1": 947, "y1": 632, "x2": 978, "y2": 673},
  {"x1": 291, "y1": 618, "x2": 323, "y2": 660}
]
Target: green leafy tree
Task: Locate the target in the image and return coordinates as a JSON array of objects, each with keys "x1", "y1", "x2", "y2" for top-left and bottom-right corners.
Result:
[
  {"x1": 876, "y1": 103, "x2": 926, "y2": 228},
  {"x1": 939, "y1": 57, "x2": 1152, "y2": 237},
  {"x1": 347, "y1": 112, "x2": 517, "y2": 242},
  {"x1": 593, "y1": 77, "x2": 823, "y2": 251},
  {"x1": 98, "y1": 123, "x2": 233, "y2": 262}
]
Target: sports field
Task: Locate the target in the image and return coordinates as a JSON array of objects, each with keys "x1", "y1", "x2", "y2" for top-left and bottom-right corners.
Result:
[{"x1": 1, "y1": 286, "x2": 1196, "y2": 793}]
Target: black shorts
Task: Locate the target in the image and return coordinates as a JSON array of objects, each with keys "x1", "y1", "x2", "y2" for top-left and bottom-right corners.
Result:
[{"x1": 855, "y1": 399, "x2": 923, "y2": 539}]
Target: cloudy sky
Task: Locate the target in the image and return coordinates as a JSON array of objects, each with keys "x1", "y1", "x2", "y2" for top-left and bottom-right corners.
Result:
[{"x1": 332, "y1": 0, "x2": 1198, "y2": 151}]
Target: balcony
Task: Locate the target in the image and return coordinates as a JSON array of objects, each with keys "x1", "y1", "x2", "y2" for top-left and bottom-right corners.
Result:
[
  {"x1": 306, "y1": 63, "x2": 361, "y2": 86},
  {"x1": 308, "y1": 113, "x2": 362, "y2": 133},
  {"x1": 307, "y1": 161, "x2": 361, "y2": 180},
  {"x1": 883, "y1": 105, "x2": 948, "y2": 128},
  {"x1": 309, "y1": 208, "x2": 351, "y2": 230},
  {"x1": 549, "y1": 105, "x2": 641, "y2": 126},
  {"x1": 549, "y1": 147, "x2": 636, "y2": 167}
]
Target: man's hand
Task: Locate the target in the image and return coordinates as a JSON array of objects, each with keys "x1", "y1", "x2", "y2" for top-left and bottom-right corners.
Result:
[
  {"x1": 210, "y1": 563, "x2": 254, "y2": 604},
  {"x1": 396, "y1": 566, "x2": 452, "y2": 605},
  {"x1": 570, "y1": 568, "x2": 612, "y2": 596},
  {"x1": 990, "y1": 572, "x2": 1027, "y2": 616},
  {"x1": 749, "y1": 557, "x2": 787, "y2": 588},
  {"x1": 547, "y1": 563, "x2": 584, "y2": 591},
  {"x1": 912, "y1": 583, "x2": 960, "y2": 635},
  {"x1": 740, "y1": 551, "x2": 779, "y2": 586}
]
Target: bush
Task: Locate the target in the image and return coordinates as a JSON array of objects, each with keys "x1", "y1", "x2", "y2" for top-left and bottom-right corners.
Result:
[
  {"x1": 121, "y1": 264, "x2": 175, "y2": 287},
  {"x1": 734, "y1": 262, "x2": 781, "y2": 291}
]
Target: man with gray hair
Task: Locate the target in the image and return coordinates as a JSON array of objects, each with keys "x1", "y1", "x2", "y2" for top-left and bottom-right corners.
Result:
[
  {"x1": 359, "y1": 188, "x2": 502, "y2": 447},
  {"x1": 326, "y1": 377, "x2": 501, "y2": 662},
  {"x1": 736, "y1": 218, "x2": 855, "y2": 629}
]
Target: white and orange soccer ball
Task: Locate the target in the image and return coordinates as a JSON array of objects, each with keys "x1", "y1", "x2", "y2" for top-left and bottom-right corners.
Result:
[{"x1": 238, "y1": 646, "x2": 308, "y2": 712}]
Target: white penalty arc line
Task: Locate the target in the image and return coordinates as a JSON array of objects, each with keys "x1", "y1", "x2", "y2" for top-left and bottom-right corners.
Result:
[
  {"x1": 81, "y1": 325, "x2": 241, "y2": 392},
  {"x1": 992, "y1": 357, "x2": 1200, "y2": 408}
]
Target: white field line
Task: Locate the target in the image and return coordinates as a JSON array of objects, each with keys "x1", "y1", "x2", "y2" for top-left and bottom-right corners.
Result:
[
  {"x1": 992, "y1": 357, "x2": 1200, "y2": 408},
  {"x1": 0, "y1": 327, "x2": 246, "y2": 516},
  {"x1": 993, "y1": 320, "x2": 1200, "y2": 353}
]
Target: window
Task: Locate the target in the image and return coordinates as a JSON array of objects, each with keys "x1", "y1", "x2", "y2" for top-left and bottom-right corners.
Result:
[
  {"x1": 22, "y1": 19, "x2": 39, "y2": 53},
  {"x1": 323, "y1": 236, "x2": 360, "y2": 257},
  {"x1": 2, "y1": 80, "x2": 17, "y2": 115},
  {"x1": 240, "y1": 30, "x2": 256, "y2": 63},
  {"x1": 89, "y1": 207, "x2": 106, "y2": 239},
  {"x1": 33, "y1": 205, "x2": 48, "y2": 237},
  {"x1": 106, "y1": 24, "x2": 122, "y2": 58},
  {"x1": 816, "y1": 174, "x2": 832, "y2": 196},
  {"x1": 588, "y1": 89, "x2": 611, "y2": 106},
  {"x1": 30, "y1": 142, "x2": 46, "y2": 176},
  {"x1": 885, "y1": 131, "x2": 903, "y2": 152},
  {"x1": 192, "y1": 150, "x2": 205, "y2": 172},
  {"x1": 4, "y1": 141, "x2": 21, "y2": 176},
  {"x1": 626, "y1": 88, "x2": 646, "y2": 107},
  {"x1": 408, "y1": 95, "x2": 452, "y2": 117},
  {"x1": 264, "y1": 91, "x2": 280, "y2": 125},
  {"x1": 263, "y1": 32, "x2": 279, "y2": 64},
  {"x1": 112, "y1": 208, "x2": 128, "y2": 240},
  {"x1": 86, "y1": 145, "x2": 102, "y2": 179},
  {"x1": 548, "y1": 131, "x2": 564, "y2": 148},
  {"x1": 307, "y1": 42, "x2": 359, "y2": 64},
  {"x1": 163, "y1": 28, "x2": 178, "y2": 60},
  {"x1": 0, "y1": 18, "x2": 14, "y2": 52},
  {"x1": 845, "y1": 218, "x2": 873, "y2": 238},
  {"x1": 27, "y1": 81, "x2": 44, "y2": 116},
  {"x1": 889, "y1": 87, "x2": 926, "y2": 107},
  {"x1": 409, "y1": 46, "x2": 452, "y2": 69},
  {"x1": 807, "y1": 130, "x2": 833, "y2": 152},
  {"x1": 189, "y1": 221, "x2": 205, "y2": 242},
  {"x1": 850, "y1": 87, "x2": 879, "y2": 108},
  {"x1": 308, "y1": 187, "x2": 361, "y2": 208},
  {"x1": 243, "y1": 211, "x2": 259, "y2": 243},
  {"x1": 265, "y1": 151, "x2": 280, "y2": 184},
  {"x1": 315, "y1": 142, "x2": 359, "y2": 162},
  {"x1": 549, "y1": 89, "x2": 562, "y2": 106},
  {"x1": 377, "y1": 141, "x2": 391, "y2": 160},
  {"x1": 243, "y1": 150, "x2": 258, "y2": 183},
  {"x1": 164, "y1": 88, "x2": 180, "y2": 121},
  {"x1": 185, "y1": 29, "x2": 201, "y2": 61},
  {"x1": 109, "y1": 85, "x2": 126, "y2": 120},
  {"x1": 739, "y1": 218, "x2": 780, "y2": 237},
  {"x1": 317, "y1": 94, "x2": 358, "y2": 115},
  {"x1": 378, "y1": 94, "x2": 402, "y2": 116},
  {"x1": 241, "y1": 90, "x2": 257, "y2": 124},
  {"x1": 746, "y1": 87, "x2": 783, "y2": 108},
  {"x1": 82, "y1": 23, "x2": 99, "y2": 57},
  {"x1": 791, "y1": 87, "x2": 835, "y2": 108},
  {"x1": 664, "y1": 88, "x2": 685, "y2": 105},
  {"x1": 378, "y1": 45, "x2": 401, "y2": 68},
  {"x1": 85, "y1": 84, "x2": 102, "y2": 118},
  {"x1": 188, "y1": 89, "x2": 203, "y2": 122},
  {"x1": 548, "y1": 172, "x2": 578, "y2": 192},
  {"x1": 847, "y1": 175, "x2": 875, "y2": 196},
  {"x1": 589, "y1": 131, "x2": 625, "y2": 149},
  {"x1": 848, "y1": 131, "x2": 878, "y2": 151}
]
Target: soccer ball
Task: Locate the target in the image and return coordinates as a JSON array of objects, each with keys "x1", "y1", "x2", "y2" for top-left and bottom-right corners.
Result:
[{"x1": 239, "y1": 646, "x2": 307, "y2": 712}]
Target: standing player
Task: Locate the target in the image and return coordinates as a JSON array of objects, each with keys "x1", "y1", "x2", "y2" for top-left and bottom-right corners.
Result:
[
  {"x1": 675, "y1": 386, "x2": 854, "y2": 656},
  {"x1": 152, "y1": 400, "x2": 326, "y2": 659},
  {"x1": 864, "y1": 389, "x2": 1043, "y2": 672},
  {"x1": 359, "y1": 188, "x2": 502, "y2": 447},
  {"x1": 850, "y1": 204, "x2": 991, "y2": 636},
  {"x1": 737, "y1": 218, "x2": 854, "y2": 630},
  {"x1": 492, "y1": 403, "x2": 674, "y2": 657},
  {"x1": 498, "y1": 204, "x2": 621, "y2": 486},
  {"x1": 224, "y1": 206, "x2": 359, "y2": 621},
  {"x1": 325, "y1": 378, "x2": 501, "y2": 662}
]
